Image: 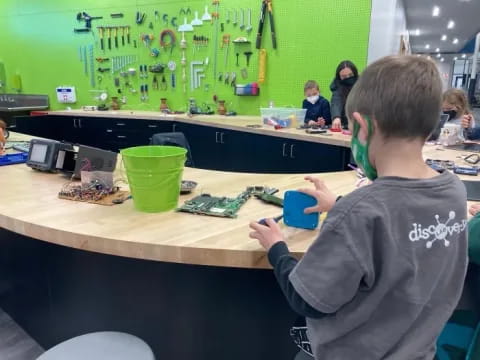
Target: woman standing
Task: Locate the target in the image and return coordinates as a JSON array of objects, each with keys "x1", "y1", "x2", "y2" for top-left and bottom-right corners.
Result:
[{"x1": 330, "y1": 61, "x2": 359, "y2": 129}]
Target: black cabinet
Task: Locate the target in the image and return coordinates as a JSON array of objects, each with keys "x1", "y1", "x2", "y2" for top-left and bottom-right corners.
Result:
[{"x1": 14, "y1": 114, "x2": 349, "y2": 173}]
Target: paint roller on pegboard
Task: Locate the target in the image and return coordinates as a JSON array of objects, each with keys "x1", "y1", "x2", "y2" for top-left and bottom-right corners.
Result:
[{"x1": 258, "y1": 49, "x2": 266, "y2": 84}]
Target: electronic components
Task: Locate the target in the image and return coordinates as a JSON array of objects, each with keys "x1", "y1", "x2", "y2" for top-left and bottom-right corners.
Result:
[
  {"x1": 26, "y1": 139, "x2": 74, "y2": 172},
  {"x1": 177, "y1": 186, "x2": 281, "y2": 218}
]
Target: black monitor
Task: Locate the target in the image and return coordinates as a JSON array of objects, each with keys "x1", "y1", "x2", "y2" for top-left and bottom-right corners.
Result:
[
  {"x1": 26, "y1": 139, "x2": 74, "y2": 172},
  {"x1": 73, "y1": 145, "x2": 117, "y2": 178}
]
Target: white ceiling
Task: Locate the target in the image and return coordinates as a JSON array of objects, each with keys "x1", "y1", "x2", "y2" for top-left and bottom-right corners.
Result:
[{"x1": 404, "y1": 0, "x2": 480, "y2": 54}]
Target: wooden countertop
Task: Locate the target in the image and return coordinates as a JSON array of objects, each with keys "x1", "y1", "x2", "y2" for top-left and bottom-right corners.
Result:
[
  {"x1": 1, "y1": 133, "x2": 478, "y2": 269},
  {"x1": 44, "y1": 110, "x2": 352, "y2": 148}
]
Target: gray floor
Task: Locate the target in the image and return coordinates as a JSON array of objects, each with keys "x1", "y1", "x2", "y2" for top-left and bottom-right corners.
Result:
[{"x1": 0, "y1": 308, "x2": 44, "y2": 360}]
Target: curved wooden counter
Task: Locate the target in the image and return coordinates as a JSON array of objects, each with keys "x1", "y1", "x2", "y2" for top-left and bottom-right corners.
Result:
[{"x1": 1, "y1": 133, "x2": 477, "y2": 269}]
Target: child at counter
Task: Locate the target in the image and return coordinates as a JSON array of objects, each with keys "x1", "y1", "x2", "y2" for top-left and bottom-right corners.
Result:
[
  {"x1": 0, "y1": 119, "x2": 6, "y2": 155},
  {"x1": 250, "y1": 56, "x2": 468, "y2": 360},
  {"x1": 442, "y1": 89, "x2": 477, "y2": 140},
  {"x1": 302, "y1": 81, "x2": 331, "y2": 127}
]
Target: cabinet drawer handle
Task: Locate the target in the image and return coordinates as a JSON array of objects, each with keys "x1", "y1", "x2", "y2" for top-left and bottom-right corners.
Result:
[
  {"x1": 116, "y1": 122, "x2": 126, "y2": 126},
  {"x1": 106, "y1": 129, "x2": 113, "y2": 133},
  {"x1": 172, "y1": 124, "x2": 176, "y2": 132},
  {"x1": 148, "y1": 125, "x2": 158, "y2": 128},
  {"x1": 220, "y1": 133, "x2": 225, "y2": 144},
  {"x1": 290, "y1": 144, "x2": 295, "y2": 159},
  {"x1": 78, "y1": 119, "x2": 82, "y2": 128},
  {"x1": 117, "y1": 135, "x2": 127, "y2": 139},
  {"x1": 73, "y1": 119, "x2": 77, "y2": 128},
  {"x1": 282, "y1": 143, "x2": 287, "y2": 157},
  {"x1": 215, "y1": 132, "x2": 219, "y2": 143}
]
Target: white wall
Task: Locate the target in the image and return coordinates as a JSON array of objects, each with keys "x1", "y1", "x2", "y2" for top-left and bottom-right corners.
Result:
[{"x1": 368, "y1": 0, "x2": 408, "y2": 63}]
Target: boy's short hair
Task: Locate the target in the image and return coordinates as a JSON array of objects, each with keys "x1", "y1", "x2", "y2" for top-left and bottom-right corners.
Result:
[
  {"x1": 0, "y1": 119, "x2": 6, "y2": 130},
  {"x1": 304, "y1": 80, "x2": 319, "y2": 92},
  {"x1": 346, "y1": 55, "x2": 442, "y2": 139},
  {"x1": 443, "y1": 88, "x2": 471, "y2": 116}
]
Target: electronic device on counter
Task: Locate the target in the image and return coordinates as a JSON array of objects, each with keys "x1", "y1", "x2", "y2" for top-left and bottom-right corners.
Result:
[
  {"x1": 177, "y1": 186, "x2": 280, "y2": 218},
  {"x1": 453, "y1": 166, "x2": 479, "y2": 176},
  {"x1": 73, "y1": 145, "x2": 117, "y2": 178},
  {"x1": 306, "y1": 128, "x2": 327, "y2": 134},
  {"x1": 26, "y1": 139, "x2": 74, "y2": 172}
]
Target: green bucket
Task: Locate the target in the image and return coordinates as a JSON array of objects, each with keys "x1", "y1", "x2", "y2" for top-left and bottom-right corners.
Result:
[{"x1": 121, "y1": 146, "x2": 187, "y2": 213}]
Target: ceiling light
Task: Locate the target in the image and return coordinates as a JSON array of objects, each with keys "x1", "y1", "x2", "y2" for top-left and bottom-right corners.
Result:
[
  {"x1": 447, "y1": 20, "x2": 455, "y2": 29},
  {"x1": 462, "y1": 54, "x2": 467, "y2": 58},
  {"x1": 415, "y1": 29, "x2": 420, "y2": 36},
  {"x1": 454, "y1": 57, "x2": 458, "y2": 61},
  {"x1": 425, "y1": 44, "x2": 430, "y2": 49},
  {"x1": 436, "y1": 53, "x2": 441, "y2": 58},
  {"x1": 441, "y1": 35, "x2": 447, "y2": 41},
  {"x1": 440, "y1": 58, "x2": 445, "y2": 62},
  {"x1": 436, "y1": 48, "x2": 440, "y2": 52},
  {"x1": 453, "y1": 38, "x2": 459, "y2": 44},
  {"x1": 432, "y1": 6, "x2": 440, "y2": 17}
]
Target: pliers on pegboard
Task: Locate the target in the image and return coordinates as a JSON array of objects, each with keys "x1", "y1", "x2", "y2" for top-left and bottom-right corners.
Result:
[{"x1": 256, "y1": 0, "x2": 277, "y2": 49}]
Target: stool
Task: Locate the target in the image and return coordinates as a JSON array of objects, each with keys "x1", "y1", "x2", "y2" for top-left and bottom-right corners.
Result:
[{"x1": 36, "y1": 332, "x2": 155, "y2": 360}]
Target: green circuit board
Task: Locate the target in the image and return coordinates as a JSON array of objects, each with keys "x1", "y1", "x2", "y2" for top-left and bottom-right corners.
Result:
[{"x1": 176, "y1": 186, "x2": 280, "y2": 218}]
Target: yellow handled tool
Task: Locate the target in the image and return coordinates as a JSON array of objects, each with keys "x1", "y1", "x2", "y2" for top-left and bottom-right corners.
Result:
[{"x1": 258, "y1": 48, "x2": 266, "y2": 84}]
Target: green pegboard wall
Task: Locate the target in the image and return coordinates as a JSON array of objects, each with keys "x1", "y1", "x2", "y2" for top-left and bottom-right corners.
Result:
[{"x1": 0, "y1": 0, "x2": 371, "y2": 115}]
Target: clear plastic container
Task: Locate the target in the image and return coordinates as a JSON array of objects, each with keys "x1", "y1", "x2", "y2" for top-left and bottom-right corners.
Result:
[{"x1": 260, "y1": 108, "x2": 307, "y2": 128}]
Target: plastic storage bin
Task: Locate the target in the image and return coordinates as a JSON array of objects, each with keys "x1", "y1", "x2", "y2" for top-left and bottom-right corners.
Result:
[{"x1": 260, "y1": 108, "x2": 307, "y2": 128}]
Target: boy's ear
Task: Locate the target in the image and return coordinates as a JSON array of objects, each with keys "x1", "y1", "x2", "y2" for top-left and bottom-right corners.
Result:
[{"x1": 352, "y1": 112, "x2": 369, "y2": 144}]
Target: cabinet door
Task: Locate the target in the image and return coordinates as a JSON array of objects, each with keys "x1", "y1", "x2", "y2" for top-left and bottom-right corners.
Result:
[{"x1": 287, "y1": 140, "x2": 349, "y2": 173}]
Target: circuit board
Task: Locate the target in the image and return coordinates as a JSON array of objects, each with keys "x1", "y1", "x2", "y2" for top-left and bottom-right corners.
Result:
[{"x1": 176, "y1": 186, "x2": 279, "y2": 218}]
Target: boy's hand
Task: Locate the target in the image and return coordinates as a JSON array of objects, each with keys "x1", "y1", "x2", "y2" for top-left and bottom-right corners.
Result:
[
  {"x1": 470, "y1": 204, "x2": 480, "y2": 217},
  {"x1": 249, "y1": 219, "x2": 284, "y2": 251},
  {"x1": 462, "y1": 114, "x2": 473, "y2": 128},
  {"x1": 299, "y1": 176, "x2": 337, "y2": 213},
  {"x1": 317, "y1": 117, "x2": 326, "y2": 127},
  {"x1": 308, "y1": 120, "x2": 317, "y2": 127},
  {"x1": 332, "y1": 117, "x2": 342, "y2": 129}
]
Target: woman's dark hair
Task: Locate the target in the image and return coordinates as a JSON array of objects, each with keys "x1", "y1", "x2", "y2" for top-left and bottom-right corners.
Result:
[
  {"x1": 335, "y1": 60, "x2": 358, "y2": 81},
  {"x1": 335, "y1": 60, "x2": 359, "y2": 103}
]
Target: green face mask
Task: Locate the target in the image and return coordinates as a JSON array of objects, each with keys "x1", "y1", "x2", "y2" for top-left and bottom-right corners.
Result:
[{"x1": 351, "y1": 116, "x2": 378, "y2": 180}]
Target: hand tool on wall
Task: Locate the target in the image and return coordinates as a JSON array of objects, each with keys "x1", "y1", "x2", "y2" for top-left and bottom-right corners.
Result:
[
  {"x1": 97, "y1": 67, "x2": 111, "y2": 73},
  {"x1": 162, "y1": 14, "x2": 169, "y2": 25},
  {"x1": 191, "y1": 11, "x2": 203, "y2": 26},
  {"x1": 76, "y1": 12, "x2": 103, "y2": 29},
  {"x1": 96, "y1": 57, "x2": 110, "y2": 63},
  {"x1": 121, "y1": 27, "x2": 125, "y2": 46},
  {"x1": 136, "y1": 12, "x2": 146, "y2": 25},
  {"x1": 240, "y1": 9, "x2": 245, "y2": 30},
  {"x1": 160, "y1": 75, "x2": 168, "y2": 90},
  {"x1": 114, "y1": 27, "x2": 119, "y2": 48},
  {"x1": 232, "y1": 9, "x2": 237, "y2": 26},
  {"x1": 202, "y1": 5, "x2": 212, "y2": 21},
  {"x1": 126, "y1": 26, "x2": 131, "y2": 44},
  {"x1": 83, "y1": 46, "x2": 88, "y2": 76},
  {"x1": 246, "y1": 9, "x2": 253, "y2": 32},
  {"x1": 160, "y1": 29, "x2": 176, "y2": 54},
  {"x1": 144, "y1": 85, "x2": 149, "y2": 101},
  {"x1": 222, "y1": 34, "x2": 231, "y2": 67},
  {"x1": 241, "y1": 68, "x2": 248, "y2": 79},
  {"x1": 97, "y1": 27, "x2": 105, "y2": 50},
  {"x1": 236, "y1": 53, "x2": 240, "y2": 66},
  {"x1": 180, "y1": 8, "x2": 191, "y2": 16},
  {"x1": 256, "y1": 0, "x2": 277, "y2": 49},
  {"x1": 226, "y1": 10, "x2": 230, "y2": 23},
  {"x1": 155, "y1": 11, "x2": 160, "y2": 22},
  {"x1": 74, "y1": 28, "x2": 91, "y2": 33},
  {"x1": 89, "y1": 44, "x2": 96, "y2": 87},
  {"x1": 111, "y1": 13, "x2": 124, "y2": 18},
  {"x1": 152, "y1": 75, "x2": 159, "y2": 90},
  {"x1": 244, "y1": 51, "x2": 253, "y2": 66},
  {"x1": 107, "y1": 27, "x2": 112, "y2": 50},
  {"x1": 171, "y1": 17, "x2": 178, "y2": 27},
  {"x1": 230, "y1": 72, "x2": 236, "y2": 87},
  {"x1": 258, "y1": 48, "x2": 266, "y2": 83}
]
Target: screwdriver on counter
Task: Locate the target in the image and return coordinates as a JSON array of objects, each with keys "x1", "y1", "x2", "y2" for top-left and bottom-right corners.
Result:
[{"x1": 258, "y1": 215, "x2": 283, "y2": 226}]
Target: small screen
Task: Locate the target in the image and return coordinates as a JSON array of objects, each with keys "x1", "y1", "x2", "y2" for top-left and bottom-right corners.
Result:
[{"x1": 30, "y1": 144, "x2": 48, "y2": 163}]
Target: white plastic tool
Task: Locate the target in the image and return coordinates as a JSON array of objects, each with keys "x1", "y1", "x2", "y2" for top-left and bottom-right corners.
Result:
[
  {"x1": 191, "y1": 11, "x2": 203, "y2": 26},
  {"x1": 178, "y1": 17, "x2": 194, "y2": 32},
  {"x1": 201, "y1": 6, "x2": 212, "y2": 21}
]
